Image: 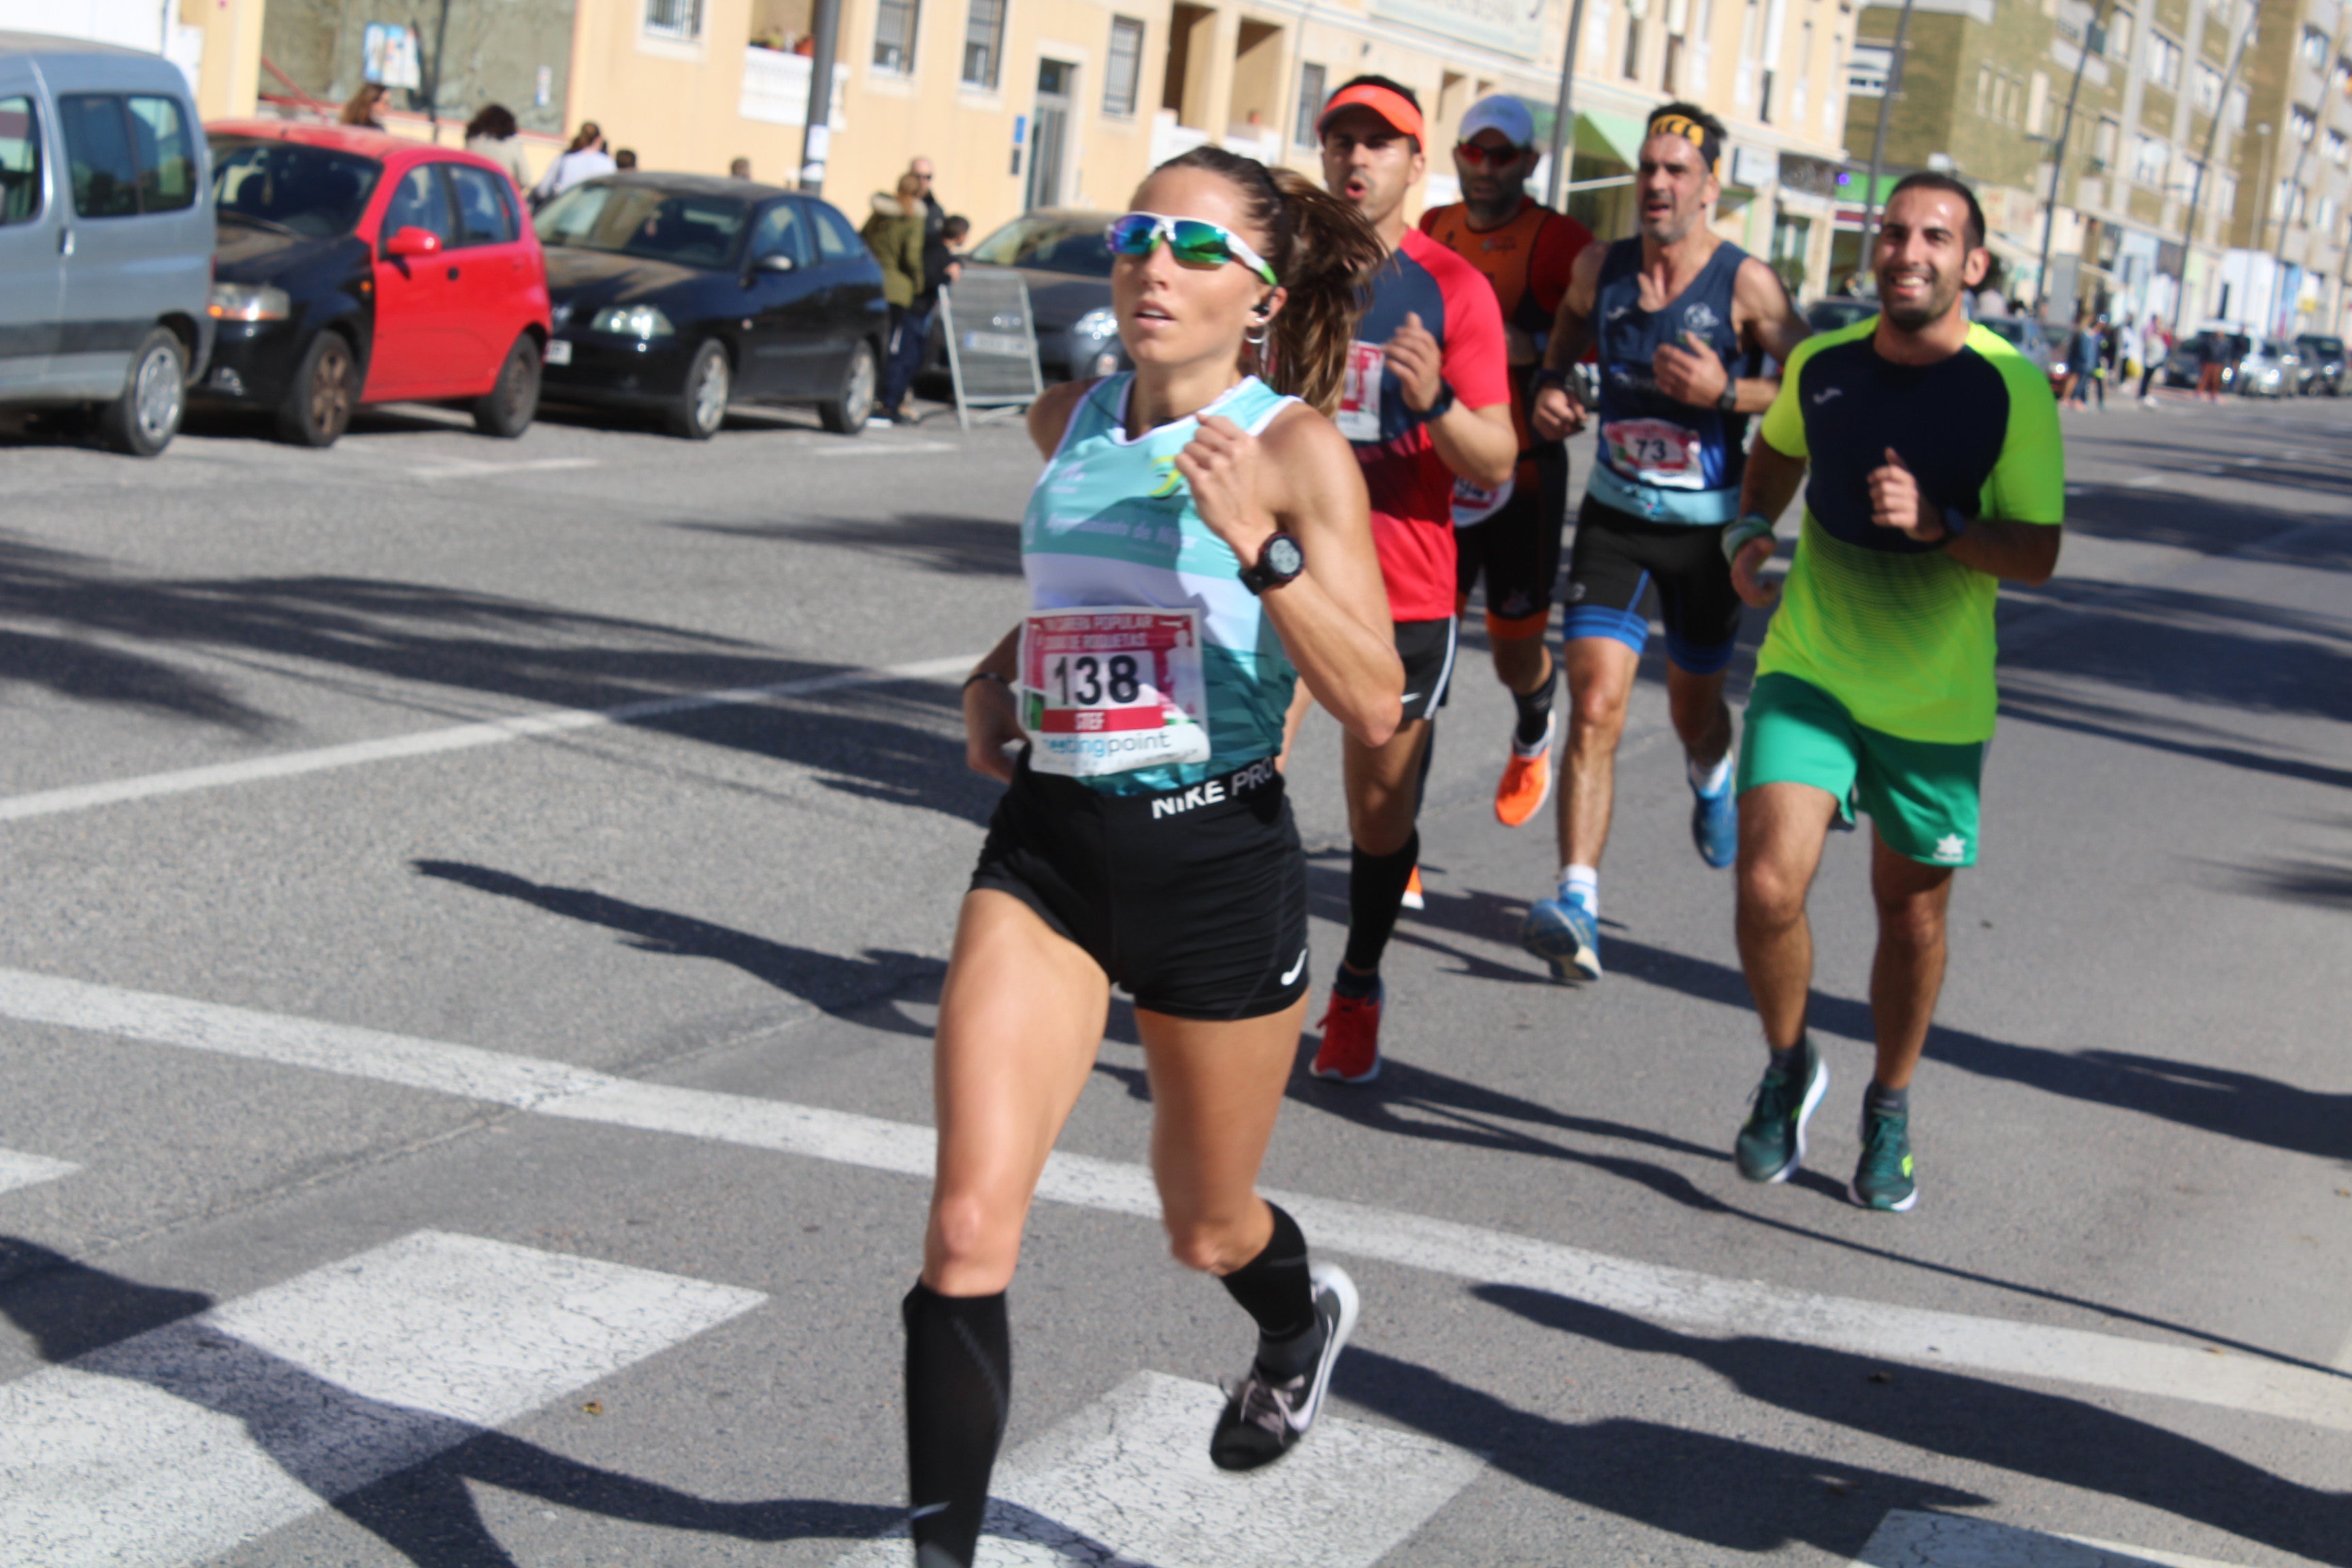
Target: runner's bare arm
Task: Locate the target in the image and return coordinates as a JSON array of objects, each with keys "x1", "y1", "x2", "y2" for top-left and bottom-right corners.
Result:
[
  {"x1": 1730, "y1": 434, "x2": 1808, "y2": 608},
  {"x1": 1384, "y1": 313, "x2": 1516, "y2": 489},
  {"x1": 1026, "y1": 378, "x2": 1094, "y2": 458},
  {"x1": 962, "y1": 624, "x2": 1024, "y2": 781},
  {"x1": 1532, "y1": 244, "x2": 1605, "y2": 439},
  {"x1": 1177, "y1": 408, "x2": 1402, "y2": 748},
  {"x1": 1653, "y1": 258, "x2": 1805, "y2": 413}
]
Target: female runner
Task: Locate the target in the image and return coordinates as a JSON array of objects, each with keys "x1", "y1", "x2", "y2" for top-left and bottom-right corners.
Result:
[{"x1": 902, "y1": 146, "x2": 1399, "y2": 1568}]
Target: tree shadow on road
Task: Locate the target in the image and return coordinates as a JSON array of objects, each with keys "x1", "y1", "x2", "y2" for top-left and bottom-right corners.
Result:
[
  {"x1": 675, "y1": 512, "x2": 1022, "y2": 578},
  {"x1": 412, "y1": 862, "x2": 943, "y2": 1038},
  {"x1": 1465, "y1": 1284, "x2": 2352, "y2": 1566},
  {"x1": 0, "y1": 1238, "x2": 898, "y2": 1567},
  {"x1": 1335, "y1": 1343, "x2": 1987, "y2": 1562}
]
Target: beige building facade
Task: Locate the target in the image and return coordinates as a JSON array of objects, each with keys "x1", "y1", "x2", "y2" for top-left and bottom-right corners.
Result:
[{"x1": 141, "y1": 0, "x2": 1854, "y2": 293}]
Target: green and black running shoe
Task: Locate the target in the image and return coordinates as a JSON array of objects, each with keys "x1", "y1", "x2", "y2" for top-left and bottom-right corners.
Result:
[
  {"x1": 1852, "y1": 1105, "x2": 1918, "y2": 1211},
  {"x1": 1735, "y1": 1039, "x2": 1827, "y2": 1183}
]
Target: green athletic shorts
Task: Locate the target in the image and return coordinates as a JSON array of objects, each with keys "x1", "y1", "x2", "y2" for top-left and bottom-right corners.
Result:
[{"x1": 1735, "y1": 673, "x2": 1984, "y2": 868}]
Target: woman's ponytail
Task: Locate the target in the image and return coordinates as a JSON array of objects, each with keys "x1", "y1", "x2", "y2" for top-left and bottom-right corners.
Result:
[{"x1": 1152, "y1": 147, "x2": 1382, "y2": 415}]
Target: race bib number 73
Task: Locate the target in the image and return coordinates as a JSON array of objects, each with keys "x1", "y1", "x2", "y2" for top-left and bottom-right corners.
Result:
[
  {"x1": 1602, "y1": 417, "x2": 1705, "y2": 489},
  {"x1": 1020, "y1": 608, "x2": 1213, "y2": 778}
]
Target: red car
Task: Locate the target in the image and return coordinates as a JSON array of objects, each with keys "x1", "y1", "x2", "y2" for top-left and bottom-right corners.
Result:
[{"x1": 201, "y1": 120, "x2": 551, "y2": 446}]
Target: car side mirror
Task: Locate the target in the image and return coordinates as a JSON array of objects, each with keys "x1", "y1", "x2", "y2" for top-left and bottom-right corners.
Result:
[
  {"x1": 755, "y1": 251, "x2": 796, "y2": 273},
  {"x1": 385, "y1": 225, "x2": 442, "y2": 259}
]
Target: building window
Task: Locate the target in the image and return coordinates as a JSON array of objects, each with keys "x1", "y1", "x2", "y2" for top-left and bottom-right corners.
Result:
[
  {"x1": 962, "y1": 0, "x2": 1004, "y2": 87},
  {"x1": 2105, "y1": 7, "x2": 2129, "y2": 59},
  {"x1": 644, "y1": 0, "x2": 702, "y2": 40},
  {"x1": 2093, "y1": 116, "x2": 2118, "y2": 167},
  {"x1": 1294, "y1": 61, "x2": 1326, "y2": 146},
  {"x1": 1623, "y1": 12, "x2": 1643, "y2": 78},
  {"x1": 2193, "y1": 63, "x2": 2221, "y2": 114},
  {"x1": 2328, "y1": 129, "x2": 2348, "y2": 165},
  {"x1": 2300, "y1": 26, "x2": 2327, "y2": 66},
  {"x1": 874, "y1": 0, "x2": 918, "y2": 72},
  {"x1": 2132, "y1": 133, "x2": 2167, "y2": 186},
  {"x1": 1848, "y1": 46, "x2": 1892, "y2": 96},
  {"x1": 2144, "y1": 31, "x2": 2180, "y2": 89},
  {"x1": 2290, "y1": 104, "x2": 2315, "y2": 142},
  {"x1": 2227, "y1": 86, "x2": 2247, "y2": 128},
  {"x1": 1104, "y1": 16, "x2": 1144, "y2": 115}
]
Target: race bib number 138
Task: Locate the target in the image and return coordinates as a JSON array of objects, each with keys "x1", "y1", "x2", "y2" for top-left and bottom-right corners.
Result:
[{"x1": 1020, "y1": 608, "x2": 1213, "y2": 778}]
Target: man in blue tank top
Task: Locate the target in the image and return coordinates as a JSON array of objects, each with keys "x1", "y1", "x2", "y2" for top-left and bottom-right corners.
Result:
[{"x1": 1519, "y1": 102, "x2": 1812, "y2": 983}]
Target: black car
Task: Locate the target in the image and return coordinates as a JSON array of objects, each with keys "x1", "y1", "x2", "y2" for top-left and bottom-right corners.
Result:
[
  {"x1": 1805, "y1": 297, "x2": 1878, "y2": 335},
  {"x1": 535, "y1": 174, "x2": 887, "y2": 439},
  {"x1": 2292, "y1": 333, "x2": 2343, "y2": 395},
  {"x1": 924, "y1": 209, "x2": 1126, "y2": 390}
]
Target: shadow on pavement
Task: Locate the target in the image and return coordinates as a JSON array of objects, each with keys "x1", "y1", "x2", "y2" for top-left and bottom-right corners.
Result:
[
  {"x1": 1470, "y1": 1284, "x2": 2352, "y2": 1567},
  {"x1": 1997, "y1": 685, "x2": 2352, "y2": 792},
  {"x1": 0, "y1": 1238, "x2": 899, "y2": 1568},
  {"x1": 413, "y1": 862, "x2": 943, "y2": 1037},
  {"x1": 676, "y1": 513, "x2": 1022, "y2": 578},
  {"x1": 1335, "y1": 1343, "x2": 1987, "y2": 1562}
]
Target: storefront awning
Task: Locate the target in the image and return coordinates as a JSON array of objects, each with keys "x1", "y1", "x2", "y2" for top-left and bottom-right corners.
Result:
[{"x1": 1512, "y1": 99, "x2": 1651, "y2": 170}]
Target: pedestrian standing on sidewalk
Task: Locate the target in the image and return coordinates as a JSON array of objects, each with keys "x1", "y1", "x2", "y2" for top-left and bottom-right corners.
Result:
[
  {"x1": 901, "y1": 146, "x2": 1396, "y2": 1568},
  {"x1": 884, "y1": 214, "x2": 968, "y2": 426},
  {"x1": 2139, "y1": 315, "x2": 2170, "y2": 403},
  {"x1": 532, "y1": 122, "x2": 614, "y2": 208},
  {"x1": 463, "y1": 104, "x2": 532, "y2": 194},
  {"x1": 862, "y1": 173, "x2": 928, "y2": 428}
]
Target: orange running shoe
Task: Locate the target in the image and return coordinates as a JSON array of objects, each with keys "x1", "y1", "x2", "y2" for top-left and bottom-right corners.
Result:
[
  {"x1": 1493, "y1": 713, "x2": 1556, "y2": 828},
  {"x1": 1310, "y1": 983, "x2": 1384, "y2": 1083},
  {"x1": 1401, "y1": 866, "x2": 1425, "y2": 911}
]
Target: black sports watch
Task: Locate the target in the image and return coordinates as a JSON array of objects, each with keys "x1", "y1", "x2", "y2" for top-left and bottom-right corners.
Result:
[
  {"x1": 1533, "y1": 367, "x2": 1569, "y2": 391},
  {"x1": 1938, "y1": 504, "x2": 1972, "y2": 546},
  {"x1": 1716, "y1": 378, "x2": 1740, "y2": 411},
  {"x1": 1239, "y1": 532, "x2": 1305, "y2": 595}
]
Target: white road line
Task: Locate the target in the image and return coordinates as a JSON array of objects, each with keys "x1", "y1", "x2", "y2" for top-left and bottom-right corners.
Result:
[
  {"x1": 412, "y1": 456, "x2": 604, "y2": 481},
  {"x1": 2334, "y1": 1324, "x2": 2352, "y2": 1375},
  {"x1": 2123, "y1": 473, "x2": 2171, "y2": 488},
  {"x1": 806, "y1": 439, "x2": 960, "y2": 457},
  {"x1": 3, "y1": 967, "x2": 2348, "y2": 1437},
  {"x1": 0, "y1": 1228, "x2": 764, "y2": 1568},
  {"x1": 0, "y1": 654, "x2": 977, "y2": 824},
  {"x1": 828, "y1": 1371, "x2": 1484, "y2": 1568},
  {"x1": 0, "y1": 1147, "x2": 78, "y2": 1195},
  {"x1": 1853, "y1": 1508, "x2": 2251, "y2": 1567}
]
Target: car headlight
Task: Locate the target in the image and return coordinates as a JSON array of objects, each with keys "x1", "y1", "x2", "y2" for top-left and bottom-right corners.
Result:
[
  {"x1": 208, "y1": 283, "x2": 291, "y2": 322},
  {"x1": 590, "y1": 304, "x2": 676, "y2": 339},
  {"x1": 1071, "y1": 306, "x2": 1117, "y2": 340}
]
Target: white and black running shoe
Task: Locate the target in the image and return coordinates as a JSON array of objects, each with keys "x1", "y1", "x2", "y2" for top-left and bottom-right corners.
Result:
[{"x1": 1208, "y1": 1262, "x2": 1360, "y2": 1472}]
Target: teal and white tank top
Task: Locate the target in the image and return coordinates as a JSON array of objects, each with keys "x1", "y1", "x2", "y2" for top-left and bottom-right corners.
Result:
[{"x1": 1022, "y1": 373, "x2": 1300, "y2": 794}]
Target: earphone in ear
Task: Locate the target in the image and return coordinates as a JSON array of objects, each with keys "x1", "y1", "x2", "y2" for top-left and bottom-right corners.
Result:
[{"x1": 1252, "y1": 298, "x2": 1273, "y2": 317}]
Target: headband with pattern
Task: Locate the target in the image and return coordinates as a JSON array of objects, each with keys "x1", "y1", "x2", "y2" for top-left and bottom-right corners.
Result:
[{"x1": 1647, "y1": 112, "x2": 1722, "y2": 176}]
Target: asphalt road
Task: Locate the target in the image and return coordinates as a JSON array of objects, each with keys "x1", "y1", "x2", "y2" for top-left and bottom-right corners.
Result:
[{"x1": 0, "y1": 384, "x2": 2345, "y2": 1568}]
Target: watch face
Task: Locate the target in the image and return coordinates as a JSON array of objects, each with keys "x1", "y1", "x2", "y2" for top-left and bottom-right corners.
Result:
[{"x1": 1264, "y1": 536, "x2": 1304, "y2": 577}]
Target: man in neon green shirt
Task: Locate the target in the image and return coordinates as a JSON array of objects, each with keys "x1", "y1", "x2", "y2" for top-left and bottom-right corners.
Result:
[{"x1": 1722, "y1": 173, "x2": 2063, "y2": 1212}]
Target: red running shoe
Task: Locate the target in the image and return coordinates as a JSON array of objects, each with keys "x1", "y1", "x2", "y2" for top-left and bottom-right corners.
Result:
[{"x1": 1310, "y1": 983, "x2": 1384, "y2": 1083}]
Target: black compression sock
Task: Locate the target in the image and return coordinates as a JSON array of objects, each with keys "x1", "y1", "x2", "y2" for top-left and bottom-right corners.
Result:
[
  {"x1": 1342, "y1": 831, "x2": 1420, "y2": 975},
  {"x1": 903, "y1": 1281, "x2": 1010, "y2": 1568},
  {"x1": 1511, "y1": 655, "x2": 1558, "y2": 748},
  {"x1": 1218, "y1": 1203, "x2": 1325, "y2": 1379}
]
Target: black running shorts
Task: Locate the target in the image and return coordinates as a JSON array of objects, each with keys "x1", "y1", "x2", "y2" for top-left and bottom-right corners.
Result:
[
  {"x1": 1454, "y1": 444, "x2": 1570, "y2": 640},
  {"x1": 1562, "y1": 494, "x2": 1743, "y2": 674},
  {"x1": 969, "y1": 754, "x2": 1310, "y2": 1022},
  {"x1": 1394, "y1": 617, "x2": 1459, "y2": 723}
]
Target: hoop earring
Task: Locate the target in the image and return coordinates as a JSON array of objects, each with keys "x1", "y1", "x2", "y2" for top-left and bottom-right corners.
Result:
[{"x1": 1245, "y1": 321, "x2": 1270, "y2": 348}]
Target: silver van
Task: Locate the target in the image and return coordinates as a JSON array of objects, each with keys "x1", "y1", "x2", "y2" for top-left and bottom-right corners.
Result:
[{"x1": 0, "y1": 31, "x2": 213, "y2": 455}]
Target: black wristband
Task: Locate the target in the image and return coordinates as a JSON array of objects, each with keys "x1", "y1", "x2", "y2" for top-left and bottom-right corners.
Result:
[
  {"x1": 1533, "y1": 368, "x2": 1569, "y2": 391},
  {"x1": 962, "y1": 670, "x2": 1011, "y2": 692},
  {"x1": 1423, "y1": 380, "x2": 1457, "y2": 419}
]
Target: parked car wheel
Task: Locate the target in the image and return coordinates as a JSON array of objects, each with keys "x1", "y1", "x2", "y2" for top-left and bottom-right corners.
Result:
[
  {"x1": 818, "y1": 338, "x2": 878, "y2": 435},
  {"x1": 277, "y1": 331, "x2": 359, "y2": 448},
  {"x1": 98, "y1": 327, "x2": 187, "y2": 458},
  {"x1": 666, "y1": 341, "x2": 731, "y2": 440},
  {"x1": 472, "y1": 334, "x2": 542, "y2": 438}
]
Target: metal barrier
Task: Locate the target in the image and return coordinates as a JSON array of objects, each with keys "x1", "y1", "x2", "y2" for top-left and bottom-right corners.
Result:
[{"x1": 939, "y1": 270, "x2": 1043, "y2": 432}]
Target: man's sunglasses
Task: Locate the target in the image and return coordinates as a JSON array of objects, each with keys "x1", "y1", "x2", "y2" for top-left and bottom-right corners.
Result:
[
  {"x1": 1103, "y1": 212, "x2": 1279, "y2": 284},
  {"x1": 1454, "y1": 141, "x2": 1530, "y2": 167}
]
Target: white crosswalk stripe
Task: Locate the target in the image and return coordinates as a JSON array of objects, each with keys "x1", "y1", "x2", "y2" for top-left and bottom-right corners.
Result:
[
  {"x1": 1, "y1": 964, "x2": 2345, "y2": 1440},
  {"x1": 1853, "y1": 1509, "x2": 2252, "y2": 1567},
  {"x1": 829, "y1": 1371, "x2": 1484, "y2": 1568},
  {"x1": 0, "y1": 1230, "x2": 764, "y2": 1567},
  {"x1": 0, "y1": 1147, "x2": 78, "y2": 1195}
]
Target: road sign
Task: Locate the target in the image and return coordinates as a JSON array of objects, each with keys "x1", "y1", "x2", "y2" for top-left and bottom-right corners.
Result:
[{"x1": 939, "y1": 270, "x2": 1043, "y2": 433}]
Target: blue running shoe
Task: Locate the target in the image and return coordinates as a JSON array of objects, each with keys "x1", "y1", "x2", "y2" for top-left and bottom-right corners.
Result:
[
  {"x1": 1852, "y1": 1105, "x2": 1918, "y2": 1211},
  {"x1": 1691, "y1": 781, "x2": 1737, "y2": 868},
  {"x1": 1521, "y1": 894, "x2": 1601, "y2": 982}
]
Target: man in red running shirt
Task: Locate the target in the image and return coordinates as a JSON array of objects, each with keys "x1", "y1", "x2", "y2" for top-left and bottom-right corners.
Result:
[
  {"x1": 1420, "y1": 94, "x2": 1593, "y2": 830},
  {"x1": 1304, "y1": 76, "x2": 1516, "y2": 1083}
]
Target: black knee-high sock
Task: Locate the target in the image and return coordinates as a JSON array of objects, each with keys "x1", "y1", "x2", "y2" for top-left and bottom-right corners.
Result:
[
  {"x1": 903, "y1": 1282, "x2": 1009, "y2": 1568},
  {"x1": 1512, "y1": 653, "x2": 1558, "y2": 747},
  {"x1": 1342, "y1": 830, "x2": 1420, "y2": 977},
  {"x1": 1217, "y1": 1203, "x2": 1324, "y2": 1378}
]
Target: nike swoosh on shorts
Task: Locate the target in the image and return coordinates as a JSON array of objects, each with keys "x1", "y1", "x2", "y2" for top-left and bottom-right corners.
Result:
[{"x1": 1280, "y1": 949, "x2": 1308, "y2": 985}]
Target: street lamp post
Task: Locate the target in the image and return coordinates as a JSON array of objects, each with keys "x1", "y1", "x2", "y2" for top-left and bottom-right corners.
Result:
[
  {"x1": 1546, "y1": 0, "x2": 1593, "y2": 210},
  {"x1": 2033, "y1": 0, "x2": 2109, "y2": 322},
  {"x1": 1859, "y1": 0, "x2": 1918, "y2": 263},
  {"x1": 800, "y1": 0, "x2": 843, "y2": 194}
]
